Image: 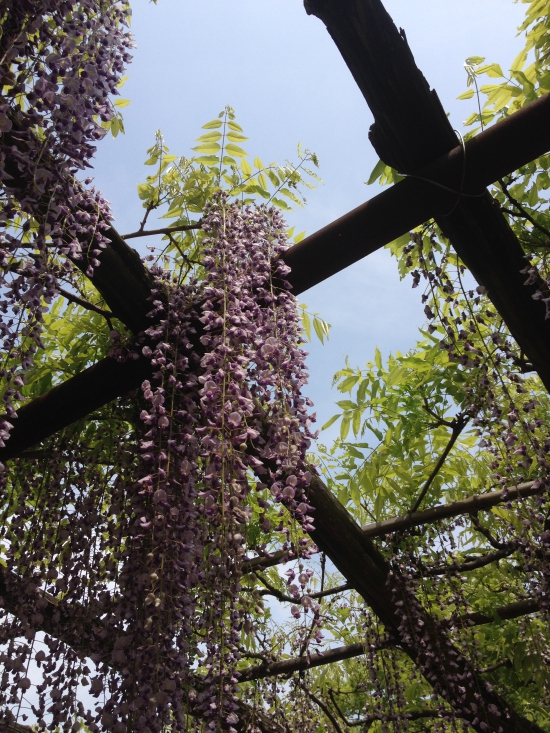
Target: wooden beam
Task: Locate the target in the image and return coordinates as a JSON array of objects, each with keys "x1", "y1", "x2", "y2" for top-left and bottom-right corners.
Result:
[
  {"x1": 3, "y1": 122, "x2": 154, "y2": 335},
  {"x1": 304, "y1": 0, "x2": 458, "y2": 173},
  {"x1": 305, "y1": 0, "x2": 550, "y2": 394},
  {"x1": 302, "y1": 476, "x2": 545, "y2": 733},
  {"x1": 283, "y1": 91, "x2": 550, "y2": 294},
  {"x1": 0, "y1": 356, "x2": 150, "y2": 461}
]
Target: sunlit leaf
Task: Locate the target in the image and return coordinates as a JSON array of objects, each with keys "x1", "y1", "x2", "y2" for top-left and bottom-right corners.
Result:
[{"x1": 321, "y1": 414, "x2": 341, "y2": 431}]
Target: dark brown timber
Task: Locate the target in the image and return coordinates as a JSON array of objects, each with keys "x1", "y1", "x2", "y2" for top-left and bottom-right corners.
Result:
[
  {"x1": 303, "y1": 477, "x2": 545, "y2": 733},
  {"x1": 305, "y1": 0, "x2": 550, "y2": 395},
  {"x1": 283, "y1": 92, "x2": 550, "y2": 294},
  {"x1": 0, "y1": 356, "x2": 150, "y2": 461},
  {"x1": 303, "y1": 1, "x2": 549, "y2": 729},
  {"x1": 2, "y1": 121, "x2": 155, "y2": 335}
]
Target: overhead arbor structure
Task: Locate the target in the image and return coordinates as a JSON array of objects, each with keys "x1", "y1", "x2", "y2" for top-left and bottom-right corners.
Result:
[{"x1": 1, "y1": 1, "x2": 550, "y2": 732}]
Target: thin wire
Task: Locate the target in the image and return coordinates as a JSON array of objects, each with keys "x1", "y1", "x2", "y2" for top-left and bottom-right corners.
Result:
[{"x1": 398, "y1": 130, "x2": 486, "y2": 217}]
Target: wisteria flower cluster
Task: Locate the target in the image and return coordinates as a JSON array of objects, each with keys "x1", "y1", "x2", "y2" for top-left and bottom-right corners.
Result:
[
  {"x1": 0, "y1": 195, "x2": 317, "y2": 732},
  {"x1": 107, "y1": 196, "x2": 315, "y2": 731},
  {"x1": 0, "y1": 0, "x2": 132, "y2": 421}
]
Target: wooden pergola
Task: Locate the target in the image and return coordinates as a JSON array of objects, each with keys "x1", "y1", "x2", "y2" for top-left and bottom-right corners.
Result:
[{"x1": 3, "y1": 1, "x2": 550, "y2": 732}]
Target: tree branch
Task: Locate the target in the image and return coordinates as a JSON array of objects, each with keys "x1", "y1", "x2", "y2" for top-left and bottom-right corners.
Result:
[
  {"x1": 362, "y1": 481, "x2": 539, "y2": 538},
  {"x1": 58, "y1": 287, "x2": 114, "y2": 325},
  {"x1": 242, "y1": 547, "x2": 319, "y2": 575},
  {"x1": 238, "y1": 598, "x2": 539, "y2": 682},
  {"x1": 328, "y1": 688, "x2": 354, "y2": 727},
  {"x1": 355, "y1": 708, "x2": 445, "y2": 728},
  {"x1": 255, "y1": 572, "x2": 350, "y2": 604},
  {"x1": 298, "y1": 682, "x2": 345, "y2": 733},
  {"x1": 468, "y1": 512, "x2": 508, "y2": 550},
  {"x1": 423, "y1": 548, "x2": 514, "y2": 576},
  {"x1": 122, "y1": 223, "x2": 202, "y2": 240},
  {"x1": 410, "y1": 415, "x2": 468, "y2": 513},
  {"x1": 479, "y1": 659, "x2": 512, "y2": 674}
]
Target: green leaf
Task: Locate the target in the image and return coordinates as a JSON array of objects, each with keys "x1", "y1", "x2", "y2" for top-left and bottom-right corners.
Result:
[
  {"x1": 137, "y1": 183, "x2": 152, "y2": 200},
  {"x1": 511, "y1": 48, "x2": 528, "y2": 72},
  {"x1": 225, "y1": 143, "x2": 247, "y2": 157},
  {"x1": 338, "y1": 375, "x2": 360, "y2": 393},
  {"x1": 340, "y1": 416, "x2": 351, "y2": 441},
  {"x1": 336, "y1": 400, "x2": 357, "y2": 410},
  {"x1": 357, "y1": 378, "x2": 369, "y2": 404},
  {"x1": 294, "y1": 231, "x2": 306, "y2": 244},
  {"x1": 321, "y1": 414, "x2": 341, "y2": 431},
  {"x1": 457, "y1": 89, "x2": 475, "y2": 100},
  {"x1": 202, "y1": 119, "x2": 223, "y2": 129},
  {"x1": 258, "y1": 172, "x2": 268, "y2": 190},
  {"x1": 365, "y1": 422, "x2": 383, "y2": 442},
  {"x1": 196, "y1": 131, "x2": 222, "y2": 142},
  {"x1": 347, "y1": 446, "x2": 364, "y2": 460},
  {"x1": 374, "y1": 347, "x2": 383, "y2": 370},
  {"x1": 266, "y1": 170, "x2": 280, "y2": 187},
  {"x1": 241, "y1": 158, "x2": 252, "y2": 176},
  {"x1": 374, "y1": 493, "x2": 384, "y2": 519},
  {"x1": 301, "y1": 310, "x2": 311, "y2": 340},
  {"x1": 114, "y1": 98, "x2": 131, "y2": 108},
  {"x1": 194, "y1": 155, "x2": 220, "y2": 166},
  {"x1": 192, "y1": 143, "x2": 221, "y2": 154},
  {"x1": 227, "y1": 132, "x2": 248, "y2": 142},
  {"x1": 387, "y1": 367, "x2": 406, "y2": 387},
  {"x1": 478, "y1": 63, "x2": 505, "y2": 78},
  {"x1": 366, "y1": 158, "x2": 387, "y2": 185},
  {"x1": 144, "y1": 156, "x2": 159, "y2": 166},
  {"x1": 465, "y1": 56, "x2": 485, "y2": 66},
  {"x1": 228, "y1": 120, "x2": 243, "y2": 132},
  {"x1": 352, "y1": 409, "x2": 362, "y2": 436},
  {"x1": 313, "y1": 316, "x2": 326, "y2": 344},
  {"x1": 254, "y1": 157, "x2": 264, "y2": 170},
  {"x1": 350, "y1": 480, "x2": 361, "y2": 506},
  {"x1": 271, "y1": 197, "x2": 291, "y2": 210}
]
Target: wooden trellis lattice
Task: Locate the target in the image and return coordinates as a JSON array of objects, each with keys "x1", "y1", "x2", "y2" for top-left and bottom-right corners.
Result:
[{"x1": 3, "y1": 1, "x2": 550, "y2": 731}]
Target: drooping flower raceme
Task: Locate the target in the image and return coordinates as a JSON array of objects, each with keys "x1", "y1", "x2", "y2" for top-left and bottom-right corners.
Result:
[
  {"x1": 0, "y1": 195, "x2": 317, "y2": 732},
  {"x1": 98, "y1": 196, "x2": 317, "y2": 731},
  {"x1": 0, "y1": 0, "x2": 132, "y2": 422}
]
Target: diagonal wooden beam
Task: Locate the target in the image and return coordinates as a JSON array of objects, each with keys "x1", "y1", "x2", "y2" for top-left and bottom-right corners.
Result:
[
  {"x1": 305, "y1": 0, "x2": 550, "y2": 394},
  {"x1": 302, "y1": 477, "x2": 544, "y2": 733}
]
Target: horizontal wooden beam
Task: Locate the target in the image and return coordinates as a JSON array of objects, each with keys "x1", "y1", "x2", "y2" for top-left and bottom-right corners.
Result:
[
  {"x1": 283, "y1": 91, "x2": 550, "y2": 295},
  {"x1": 0, "y1": 356, "x2": 150, "y2": 461},
  {"x1": 361, "y1": 481, "x2": 539, "y2": 538}
]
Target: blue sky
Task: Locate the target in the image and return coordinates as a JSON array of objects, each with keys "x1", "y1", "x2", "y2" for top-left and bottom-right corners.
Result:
[{"x1": 91, "y1": 0, "x2": 527, "y2": 436}]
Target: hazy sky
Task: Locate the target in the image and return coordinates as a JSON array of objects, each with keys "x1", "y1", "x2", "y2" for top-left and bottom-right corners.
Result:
[{"x1": 90, "y1": 0, "x2": 528, "y2": 436}]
